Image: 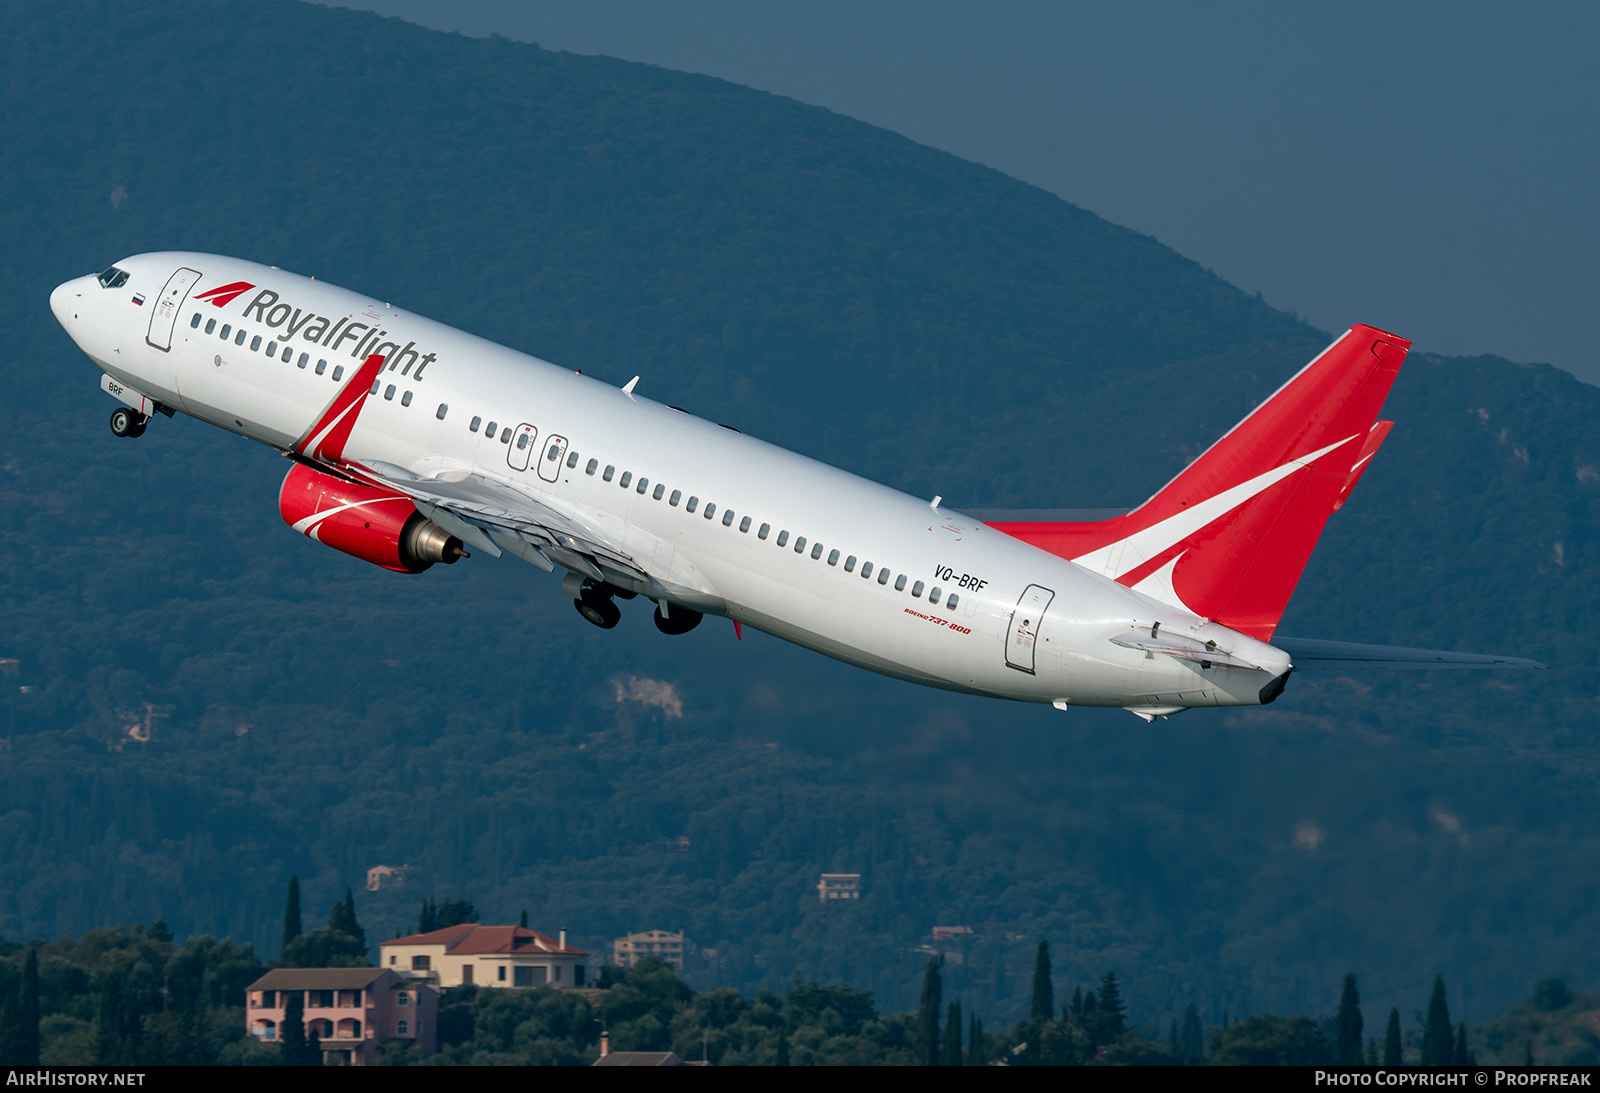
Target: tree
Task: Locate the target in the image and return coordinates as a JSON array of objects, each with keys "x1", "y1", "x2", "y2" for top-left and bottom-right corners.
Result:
[
  {"x1": 918, "y1": 957, "x2": 942, "y2": 1066},
  {"x1": 1384, "y1": 1008, "x2": 1403, "y2": 1065},
  {"x1": 1422, "y1": 976, "x2": 1453, "y2": 1066},
  {"x1": 1030, "y1": 940, "x2": 1053, "y2": 1022},
  {"x1": 1095, "y1": 972, "x2": 1126, "y2": 1040},
  {"x1": 281, "y1": 990, "x2": 310, "y2": 1066},
  {"x1": 1336, "y1": 973, "x2": 1364, "y2": 1065},
  {"x1": 1210, "y1": 1015, "x2": 1331, "y2": 1066},
  {"x1": 283, "y1": 876, "x2": 302, "y2": 954},
  {"x1": 1179, "y1": 1002, "x2": 1204, "y2": 1064},
  {"x1": 968, "y1": 1014, "x2": 986, "y2": 1066},
  {"x1": 942, "y1": 1000, "x2": 963, "y2": 1066},
  {"x1": 1453, "y1": 1023, "x2": 1473, "y2": 1066}
]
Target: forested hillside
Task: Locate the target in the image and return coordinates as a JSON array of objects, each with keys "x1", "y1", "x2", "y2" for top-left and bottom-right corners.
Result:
[{"x1": 1, "y1": 0, "x2": 1596, "y2": 1026}]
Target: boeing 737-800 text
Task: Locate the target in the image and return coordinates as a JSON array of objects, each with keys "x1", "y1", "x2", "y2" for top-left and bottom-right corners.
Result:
[{"x1": 49, "y1": 254, "x2": 1539, "y2": 719}]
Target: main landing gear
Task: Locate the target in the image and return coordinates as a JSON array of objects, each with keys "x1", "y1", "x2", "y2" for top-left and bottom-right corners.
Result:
[
  {"x1": 567, "y1": 575, "x2": 704, "y2": 636},
  {"x1": 108, "y1": 406, "x2": 148, "y2": 438},
  {"x1": 573, "y1": 583, "x2": 622, "y2": 630},
  {"x1": 653, "y1": 602, "x2": 702, "y2": 636}
]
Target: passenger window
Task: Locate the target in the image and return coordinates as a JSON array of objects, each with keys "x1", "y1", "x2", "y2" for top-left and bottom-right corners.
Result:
[
  {"x1": 487, "y1": 422, "x2": 499, "y2": 438},
  {"x1": 637, "y1": 478, "x2": 649, "y2": 494},
  {"x1": 739, "y1": 516, "x2": 751, "y2": 533},
  {"x1": 929, "y1": 587, "x2": 941, "y2": 604},
  {"x1": 758, "y1": 523, "x2": 770, "y2": 540},
  {"x1": 827, "y1": 549, "x2": 839, "y2": 566},
  {"x1": 862, "y1": 562, "x2": 874, "y2": 578},
  {"x1": 844, "y1": 555, "x2": 856, "y2": 572},
  {"x1": 220, "y1": 324, "x2": 231, "y2": 339},
  {"x1": 723, "y1": 510, "x2": 735, "y2": 527},
  {"x1": 548, "y1": 445, "x2": 562, "y2": 462},
  {"x1": 912, "y1": 580, "x2": 925, "y2": 597},
  {"x1": 567, "y1": 451, "x2": 580, "y2": 468},
  {"x1": 250, "y1": 335, "x2": 261, "y2": 351},
  {"x1": 794, "y1": 537, "x2": 806, "y2": 553},
  {"x1": 205, "y1": 318, "x2": 216, "y2": 334},
  {"x1": 315, "y1": 360, "x2": 326, "y2": 375},
  {"x1": 383, "y1": 385, "x2": 396, "y2": 401},
  {"x1": 895, "y1": 574, "x2": 908, "y2": 592},
  {"x1": 687, "y1": 497, "x2": 698, "y2": 513},
  {"x1": 704, "y1": 503, "x2": 716, "y2": 520},
  {"x1": 619, "y1": 471, "x2": 632, "y2": 489},
  {"x1": 266, "y1": 341, "x2": 277, "y2": 355},
  {"x1": 281, "y1": 347, "x2": 292, "y2": 363},
  {"x1": 603, "y1": 465, "x2": 614, "y2": 482},
  {"x1": 436, "y1": 404, "x2": 448, "y2": 420},
  {"x1": 370, "y1": 379, "x2": 380, "y2": 395},
  {"x1": 234, "y1": 329, "x2": 246, "y2": 345},
  {"x1": 586, "y1": 459, "x2": 598, "y2": 475},
  {"x1": 470, "y1": 417, "x2": 482, "y2": 433},
  {"x1": 669, "y1": 490, "x2": 681, "y2": 506},
  {"x1": 946, "y1": 594, "x2": 959, "y2": 611},
  {"x1": 332, "y1": 366, "x2": 344, "y2": 381},
  {"x1": 879, "y1": 569, "x2": 891, "y2": 586},
  {"x1": 401, "y1": 391, "x2": 413, "y2": 407},
  {"x1": 501, "y1": 431, "x2": 511, "y2": 444},
  {"x1": 653, "y1": 484, "x2": 665, "y2": 500},
  {"x1": 811, "y1": 543, "x2": 824, "y2": 560},
  {"x1": 297, "y1": 353, "x2": 308, "y2": 368},
  {"x1": 776, "y1": 531, "x2": 789, "y2": 547},
  {"x1": 517, "y1": 433, "x2": 530, "y2": 450},
  {"x1": 190, "y1": 313, "x2": 201, "y2": 329}
]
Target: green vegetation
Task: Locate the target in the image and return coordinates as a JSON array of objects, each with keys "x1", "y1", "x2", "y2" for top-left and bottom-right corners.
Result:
[{"x1": 0, "y1": 0, "x2": 1596, "y2": 1030}]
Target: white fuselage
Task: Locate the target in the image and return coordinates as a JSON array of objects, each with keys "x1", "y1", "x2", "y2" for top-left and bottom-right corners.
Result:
[{"x1": 50, "y1": 252, "x2": 1291, "y2": 711}]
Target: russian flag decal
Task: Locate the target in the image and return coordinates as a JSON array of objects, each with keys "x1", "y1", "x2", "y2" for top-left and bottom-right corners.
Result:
[{"x1": 132, "y1": 293, "x2": 145, "y2": 306}]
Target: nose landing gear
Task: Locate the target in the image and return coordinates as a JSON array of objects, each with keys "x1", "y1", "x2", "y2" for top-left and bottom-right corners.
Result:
[{"x1": 109, "y1": 407, "x2": 148, "y2": 438}]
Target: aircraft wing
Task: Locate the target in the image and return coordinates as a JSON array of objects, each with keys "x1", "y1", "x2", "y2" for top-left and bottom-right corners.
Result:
[
  {"x1": 349, "y1": 458, "x2": 649, "y2": 585},
  {"x1": 1272, "y1": 636, "x2": 1548, "y2": 671}
]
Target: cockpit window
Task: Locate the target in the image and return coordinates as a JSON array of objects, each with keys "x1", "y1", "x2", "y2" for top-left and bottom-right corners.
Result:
[{"x1": 97, "y1": 266, "x2": 129, "y2": 289}]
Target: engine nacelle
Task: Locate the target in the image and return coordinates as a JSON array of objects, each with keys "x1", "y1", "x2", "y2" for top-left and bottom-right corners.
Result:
[{"x1": 279, "y1": 462, "x2": 466, "y2": 573}]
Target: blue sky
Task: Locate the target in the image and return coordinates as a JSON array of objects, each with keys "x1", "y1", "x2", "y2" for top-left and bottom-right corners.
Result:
[{"x1": 326, "y1": 1, "x2": 1600, "y2": 383}]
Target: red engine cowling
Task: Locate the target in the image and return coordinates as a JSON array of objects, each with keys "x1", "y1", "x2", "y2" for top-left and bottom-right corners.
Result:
[{"x1": 278, "y1": 462, "x2": 466, "y2": 573}]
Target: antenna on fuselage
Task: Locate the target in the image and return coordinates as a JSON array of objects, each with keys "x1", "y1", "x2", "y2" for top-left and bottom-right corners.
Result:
[{"x1": 622, "y1": 375, "x2": 640, "y2": 395}]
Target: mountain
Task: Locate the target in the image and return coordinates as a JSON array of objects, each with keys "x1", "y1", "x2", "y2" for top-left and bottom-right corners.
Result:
[{"x1": 1, "y1": 0, "x2": 1596, "y2": 1023}]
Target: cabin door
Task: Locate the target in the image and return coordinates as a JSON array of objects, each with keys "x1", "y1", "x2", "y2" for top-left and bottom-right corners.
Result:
[{"x1": 1005, "y1": 584, "x2": 1055, "y2": 674}]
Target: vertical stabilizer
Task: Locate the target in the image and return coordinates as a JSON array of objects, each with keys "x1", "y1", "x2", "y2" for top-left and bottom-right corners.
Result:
[{"x1": 990, "y1": 325, "x2": 1410, "y2": 640}]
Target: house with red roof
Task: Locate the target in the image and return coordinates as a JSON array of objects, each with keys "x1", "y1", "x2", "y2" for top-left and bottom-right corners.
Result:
[
  {"x1": 380, "y1": 924, "x2": 589, "y2": 990},
  {"x1": 245, "y1": 967, "x2": 435, "y2": 1066}
]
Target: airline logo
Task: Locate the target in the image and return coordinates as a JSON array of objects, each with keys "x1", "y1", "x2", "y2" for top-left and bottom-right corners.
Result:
[
  {"x1": 195, "y1": 281, "x2": 256, "y2": 307},
  {"x1": 293, "y1": 352, "x2": 390, "y2": 464}
]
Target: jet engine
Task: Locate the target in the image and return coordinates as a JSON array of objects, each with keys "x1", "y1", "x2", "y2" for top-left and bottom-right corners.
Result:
[{"x1": 278, "y1": 462, "x2": 466, "y2": 573}]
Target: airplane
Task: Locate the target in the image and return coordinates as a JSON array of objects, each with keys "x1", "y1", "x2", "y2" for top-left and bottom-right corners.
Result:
[{"x1": 49, "y1": 253, "x2": 1542, "y2": 721}]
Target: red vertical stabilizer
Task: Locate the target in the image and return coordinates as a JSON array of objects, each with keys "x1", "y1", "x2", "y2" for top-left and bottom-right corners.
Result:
[{"x1": 989, "y1": 325, "x2": 1410, "y2": 641}]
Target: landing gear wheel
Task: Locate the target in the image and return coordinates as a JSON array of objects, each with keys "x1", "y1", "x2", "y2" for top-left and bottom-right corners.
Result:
[
  {"x1": 109, "y1": 407, "x2": 144, "y2": 438},
  {"x1": 653, "y1": 603, "x2": 703, "y2": 635},
  {"x1": 575, "y1": 594, "x2": 621, "y2": 630}
]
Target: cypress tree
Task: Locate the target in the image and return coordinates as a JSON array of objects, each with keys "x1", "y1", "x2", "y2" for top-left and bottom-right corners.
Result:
[
  {"x1": 1070, "y1": 985, "x2": 1083, "y2": 1020},
  {"x1": 1030, "y1": 940, "x2": 1053, "y2": 1021},
  {"x1": 17, "y1": 948, "x2": 38, "y2": 1066},
  {"x1": 281, "y1": 990, "x2": 308, "y2": 1065},
  {"x1": 283, "y1": 876, "x2": 302, "y2": 954},
  {"x1": 942, "y1": 1000, "x2": 963, "y2": 1066},
  {"x1": 1384, "y1": 1008, "x2": 1403, "y2": 1065},
  {"x1": 1422, "y1": 976, "x2": 1453, "y2": 1065},
  {"x1": 968, "y1": 1014, "x2": 985, "y2": 1066},
  {"x1": 775, "y1": 1025, "x2": 790, "y2": 1066},
  {"x1": 1180, "y1": 1003, "x2": 1204, "y2": 1063},
  {"x1": 1453, "y1": 1023, "x2": 1472, "y2": 1066},
  {"x1": 1097, "y1": 972, "x2": 1126, "y2": 1039},
  {"x1": 1336, "y1": 973, "x2": 1364, "y2": 1065},
  {"x1": 919, "y1": 957, "x2": 942, "y2": 1066},
  {"x1": 418, "y1": 898, "x2": 435, "y2": 934},
  {"x1": 519, "y1": 909, "x2": 528, "y2": 929}
]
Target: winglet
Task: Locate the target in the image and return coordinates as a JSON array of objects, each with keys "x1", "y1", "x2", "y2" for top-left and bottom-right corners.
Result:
[{"x1": 292, "y1": 353, "x2": 389, "y2": 463}]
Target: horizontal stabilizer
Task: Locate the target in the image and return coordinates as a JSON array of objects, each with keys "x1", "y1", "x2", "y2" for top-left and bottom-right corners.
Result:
[{"x1": 1273, "y1": 636, "x2": 1548, "y2": 671}]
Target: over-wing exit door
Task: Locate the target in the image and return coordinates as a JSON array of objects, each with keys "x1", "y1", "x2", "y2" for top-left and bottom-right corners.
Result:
[{"x1": 1005, "y1": 584, "x2": 1055, "y2": 674}]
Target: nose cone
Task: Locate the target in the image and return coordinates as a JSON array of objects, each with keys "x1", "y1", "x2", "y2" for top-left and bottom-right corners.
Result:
[{"x1": 50, "y1": 277, "x2": 81, "y2": 331}]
